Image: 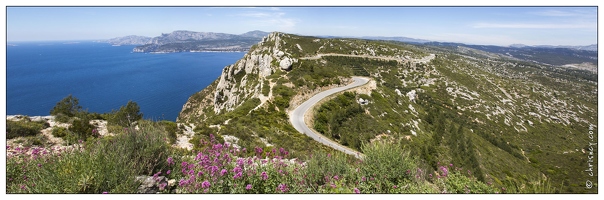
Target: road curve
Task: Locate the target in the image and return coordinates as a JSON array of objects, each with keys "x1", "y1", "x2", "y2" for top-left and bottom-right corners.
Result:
[{"x1": 289, "y1": 77, "x2": 369, "y2": 159}]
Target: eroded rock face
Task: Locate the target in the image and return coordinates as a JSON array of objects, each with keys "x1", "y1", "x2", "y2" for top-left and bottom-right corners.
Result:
[{"x1": 210, "y1": 32, "x2": 295, "y2": 114}]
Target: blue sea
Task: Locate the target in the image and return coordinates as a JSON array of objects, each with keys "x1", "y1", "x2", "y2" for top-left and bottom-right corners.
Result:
[{"x1": 6, "y1": 41, "x2": 245, "y2": 121}]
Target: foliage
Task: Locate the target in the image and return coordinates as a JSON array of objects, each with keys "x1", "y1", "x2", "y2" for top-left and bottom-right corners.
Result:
[
  {"x1": 6, "y1": 121, "x2": 172, "y2": 194},
  {"x1": 6, "y1": 120, "x2": 47, "y2": 139},
  {"x1": 160, "y1": 121, "x2": 179, "y2": 144},
  {"x1": 107, "y1": 100, "x2": 143, "y2": 127},
  {"x1": 50, "y1": 94, "x2": 82, "y2": 122}
]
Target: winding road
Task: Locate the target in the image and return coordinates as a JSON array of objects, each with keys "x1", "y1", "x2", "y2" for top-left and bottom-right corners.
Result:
[{"x1": 289, "y1": 77, "x2": 369, "y2": 159}]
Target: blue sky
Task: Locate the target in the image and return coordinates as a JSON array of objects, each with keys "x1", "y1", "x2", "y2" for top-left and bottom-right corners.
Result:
[{"x1": 5, "y1": 6, "x2": 598, "y2": 46}]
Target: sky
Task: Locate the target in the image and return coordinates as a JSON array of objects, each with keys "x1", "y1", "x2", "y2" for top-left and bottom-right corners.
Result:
[{"x1": 3, "y1": 2, "x2": 599, "y2": 46}]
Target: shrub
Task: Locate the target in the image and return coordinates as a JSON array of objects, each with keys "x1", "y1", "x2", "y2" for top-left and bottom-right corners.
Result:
[
  {"x1": 358, "y1": 141, "x2": 417, "y2": 192},
  {"x1": 50, "y1": 94, "x2": 82, "y2": 121},
  {"x1": 6, "y1": 121, "x2": 172, "y2": 193},
  {"x1": 108, "y1": 100, "x2": 143, "y2": 127},
  {"x1": 51, "y1": 127, "x2": 68, "y2": 138},
  {"x1": 6, "y1": 120, "x2": 45, "y2": 139},
  {"x1": 160, "y1": 121, "x2": 179, "y2": 144}
]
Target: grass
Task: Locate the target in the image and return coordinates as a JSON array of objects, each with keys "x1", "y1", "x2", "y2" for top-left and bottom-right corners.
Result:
[{"x1": 6, "y1": 121, "x2": 171, "y2": 193}]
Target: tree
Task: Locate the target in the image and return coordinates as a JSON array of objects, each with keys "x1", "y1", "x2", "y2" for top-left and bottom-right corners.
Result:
[
  {"x1": 109, "y1": 100, "x2": 143, "y2": 127},
  {"x1": 50, "y1": 94, "x2": 82, "y2": 117}
]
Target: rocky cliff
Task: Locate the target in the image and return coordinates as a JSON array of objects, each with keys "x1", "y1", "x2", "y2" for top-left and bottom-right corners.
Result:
[
  {"x1": 178, "y1": 32, "x2": 297, "y2": 121},
  {"x1": 133, "y1": 30, "x2": 270, "y2": 53},
  {"x1": 104, "y1": 35, "x2": 152, "y2": 45}
]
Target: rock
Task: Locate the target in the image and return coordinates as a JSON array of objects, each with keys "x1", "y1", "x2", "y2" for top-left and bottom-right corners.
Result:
[
  {"x1": 407, "y1": 90, "x2": 417, "y2": 102},
  {"x1": 358, "y1": 98, "x2": 369, "y2": 105},
  {"x1": 275, "y1": 50, "x2": 285, "y2": 57},
  {"x1": 279, "y1": 57, "x2": 293, "y2": 70},
  {"x1": 136, "y1": 175, "x2": 168, "y2": 194}
]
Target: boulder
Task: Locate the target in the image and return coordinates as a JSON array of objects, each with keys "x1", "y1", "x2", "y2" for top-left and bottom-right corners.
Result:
[
  {"x1": 136, "y1": 175, "x2": 168, "y2": 194},
  {"x1": 279, "y1": 57, "x2": 293, "y2": 70}
]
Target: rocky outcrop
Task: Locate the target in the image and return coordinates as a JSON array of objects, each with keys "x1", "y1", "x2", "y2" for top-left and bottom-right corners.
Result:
[{"x1": 179, "y1": 32, "x2": 299, "y2": 121}]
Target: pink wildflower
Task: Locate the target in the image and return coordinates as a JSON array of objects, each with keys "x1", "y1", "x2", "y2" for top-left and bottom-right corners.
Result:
[
  {"x1": 261, "y1": 171, "x2": 268, "y2": 180},
  {"x1": 353, "y1": 188, "x2": 360, "y2": 194},
  {"x1": 246, "y1": 184, "x2": 252, "y2": 190}
]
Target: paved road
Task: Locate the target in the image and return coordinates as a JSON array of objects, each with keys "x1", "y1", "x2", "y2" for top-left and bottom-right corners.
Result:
[{"x1": 289, "y1": 77, "x2": 369, "y2": 159}]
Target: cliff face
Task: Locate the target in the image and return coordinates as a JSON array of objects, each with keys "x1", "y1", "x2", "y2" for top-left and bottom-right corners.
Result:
[
  {"x1": 178, "y1": 32, "x2": 296, "y2": 122},
  {"x1": 105, "y1": 35, "x2": 152, "y2": 45},
  {"x1": 133, "y1": 30, "x2": 269, "y2": 53}
]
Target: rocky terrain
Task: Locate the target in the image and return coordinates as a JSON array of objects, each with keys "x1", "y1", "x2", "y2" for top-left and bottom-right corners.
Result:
[{"x1": 177, "y1": 32, "x2": 597, "y2": 193}]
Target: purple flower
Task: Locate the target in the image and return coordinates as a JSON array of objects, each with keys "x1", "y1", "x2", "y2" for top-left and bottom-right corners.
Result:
[
  {"x1": 220, "y1": 169, "x2": 228, "y2": 176},
  {"x1": 246, "y1": 184, "x2": 252, "y2": 190},
  {"x1": 261, "y1": 171, "x2": 268, "y2": 180},
  {"x1": 233, "y1": 166, "x2": 243, "y2": 174},
  {"x1": 439, "y1": 166, "x2": 449, "y2": 177},
  {"x1": 166, "y1": 170, "x2": 171, "y2": 175},
  {"x1": 102, "y1": 191, "x2": 108, "y2": 194},
  {"x1": 37, "y1": 163, "x2": 42, "y2": 168},
  {"x1": 353, "y1": 188, "x2": 360, "y2": 194},
  {"x1": 333, "y1": 175, "x2": 339, "y2": 180},
  {"x1": 449, "y1": 163, "x2": 453, "y2": 167},
  {"x1": 233, "y1": 172, "x2": 243, "y2": 179},
  {"x1": 167, "y1": 157, "x2": 174, "y2": 166},
  {"x1": 277, "y1": 184, "x2": 289, "y2": 193},
  {"x1": 393, "y1": 185, "x2": 398, "y2": 189},
  {"x1": 201, "y1": 180, "x2": 211, "y2": 189},
  {"x1": 361, "y1": 176, "x2": 366, "y2": 182}
]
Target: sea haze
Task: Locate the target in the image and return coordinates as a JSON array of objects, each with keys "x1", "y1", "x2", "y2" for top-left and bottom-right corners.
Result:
[{"x1": 6, "y1": 41, "x2": 245, "y2": 121}]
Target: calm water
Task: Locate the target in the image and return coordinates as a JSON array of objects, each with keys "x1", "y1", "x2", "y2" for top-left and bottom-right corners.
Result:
[{"x1": 6, "y1": 41, "x2": 245, "y2": 121}]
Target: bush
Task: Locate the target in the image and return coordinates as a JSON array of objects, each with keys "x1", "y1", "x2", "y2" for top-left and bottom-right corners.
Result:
[
  {"x1": 358, "y1": 141, "x2": 417, "y2": 192},
  {"x1": 160, "y1": 121, "x2": 179, "y2": 144},
  {"x1": 7, "y1": 121, "x2": 172, "y2": 193},
  {"x1": 70, "y1": 118, "x2": 96, "y2": 139},
  {"x1": 6, "y1": 120, "x2": 45, "y2": 139},
  {"x1": 108, "y1": 101, "x2": 143, "y2": 127},
  {"x1": 50, "y1": 94, "x2": 82, "y2": 120},
  {"x1": 51, "y1": 127, "x2": 68, "y2": 138},
  {"x1": 303, "y1": 150, "x2": 351, "y2": 189}
]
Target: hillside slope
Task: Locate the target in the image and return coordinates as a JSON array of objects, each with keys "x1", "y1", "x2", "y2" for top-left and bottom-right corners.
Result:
[{"x1": 178, "y1": 32, "x2": 597, "y2": 193}]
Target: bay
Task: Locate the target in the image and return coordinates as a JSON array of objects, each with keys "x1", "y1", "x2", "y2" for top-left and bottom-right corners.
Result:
[{"x1": 6, "y1": 41, "x2": 245, "y2": 121}]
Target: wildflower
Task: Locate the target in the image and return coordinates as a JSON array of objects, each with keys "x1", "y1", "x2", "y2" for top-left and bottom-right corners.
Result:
[
  {"x1": 330, "y1": 183, "x2": 337, "y2": 188},
  {"x1": 261, "y1": 171, "x2": 268, "y2": 180},
  {"x1": 233, "y1": 172, "x2": 243, "y2": 180},
  {"x1": 102, "y1": 192, "x2": 108, "y2": 194},
  {"x1": 201, "y1": 180, "x2": 211, "y2": 188},
  {"x1": 159, "y1": 183, "x2": 167, "y2": 191},
  {"x1": 37, "y1": 163, "x2": 42, "y2": 168},
  {"x1": 333, "y1": 175, "x2": 340, "y2": 181},
  {"x1": 233, "y1": 166, "x2": 243, "y2": 174},
  {"x1": 166, "y1": 170, "x2": 171, "y2": 175},
  {"x1": 439, "y1": 166, "x2": 449, "y2": 177},
  {"x1": 220, "y1": 169, "x2": 228, "y2": 176},
  {"x1": 450, "y1": 163, "x2": 453, "y2": 167},
  {"x1": 393, "y1": 185, "x2": 398, "y2": 189},
  {"x1": 361, "y1": 176, "x2": 366, "y2": 182},
  {"x1": 277, "y1": 184, "x2": 289, "y2": 193},
  {"x1": 353, "y1": 188, "x2": 360, "y2": 194},
  {"x1": 429, "y1": 174, "x2": 433, "y2": 178},
  {"x1": 246, "y1": 184, "x2": 252, "y2": 190},
  {"x1": 167, "y1": 157, "x2": 174, "y2": 166}
]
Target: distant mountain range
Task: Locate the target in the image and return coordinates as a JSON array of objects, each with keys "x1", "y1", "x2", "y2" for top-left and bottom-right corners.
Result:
[
  {"x1": 510, "y1": 43, "x2": 597, "y2": 51},
  {"x1": 100, "y1": 35, "x2": 152, "y2": 46},
  {"x1": 132, "y1": 30, "x2": 270, "y2": 53}
]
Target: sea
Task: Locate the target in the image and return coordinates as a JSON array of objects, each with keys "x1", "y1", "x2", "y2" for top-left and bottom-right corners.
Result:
[{"x1": 6, "y1": 41, "x2": 245, "y2": 121}]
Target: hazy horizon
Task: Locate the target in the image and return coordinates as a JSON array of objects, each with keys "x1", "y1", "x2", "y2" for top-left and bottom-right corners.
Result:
[{"x1": 6, "y1": 6, "x2": 598, "y2": 46}]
